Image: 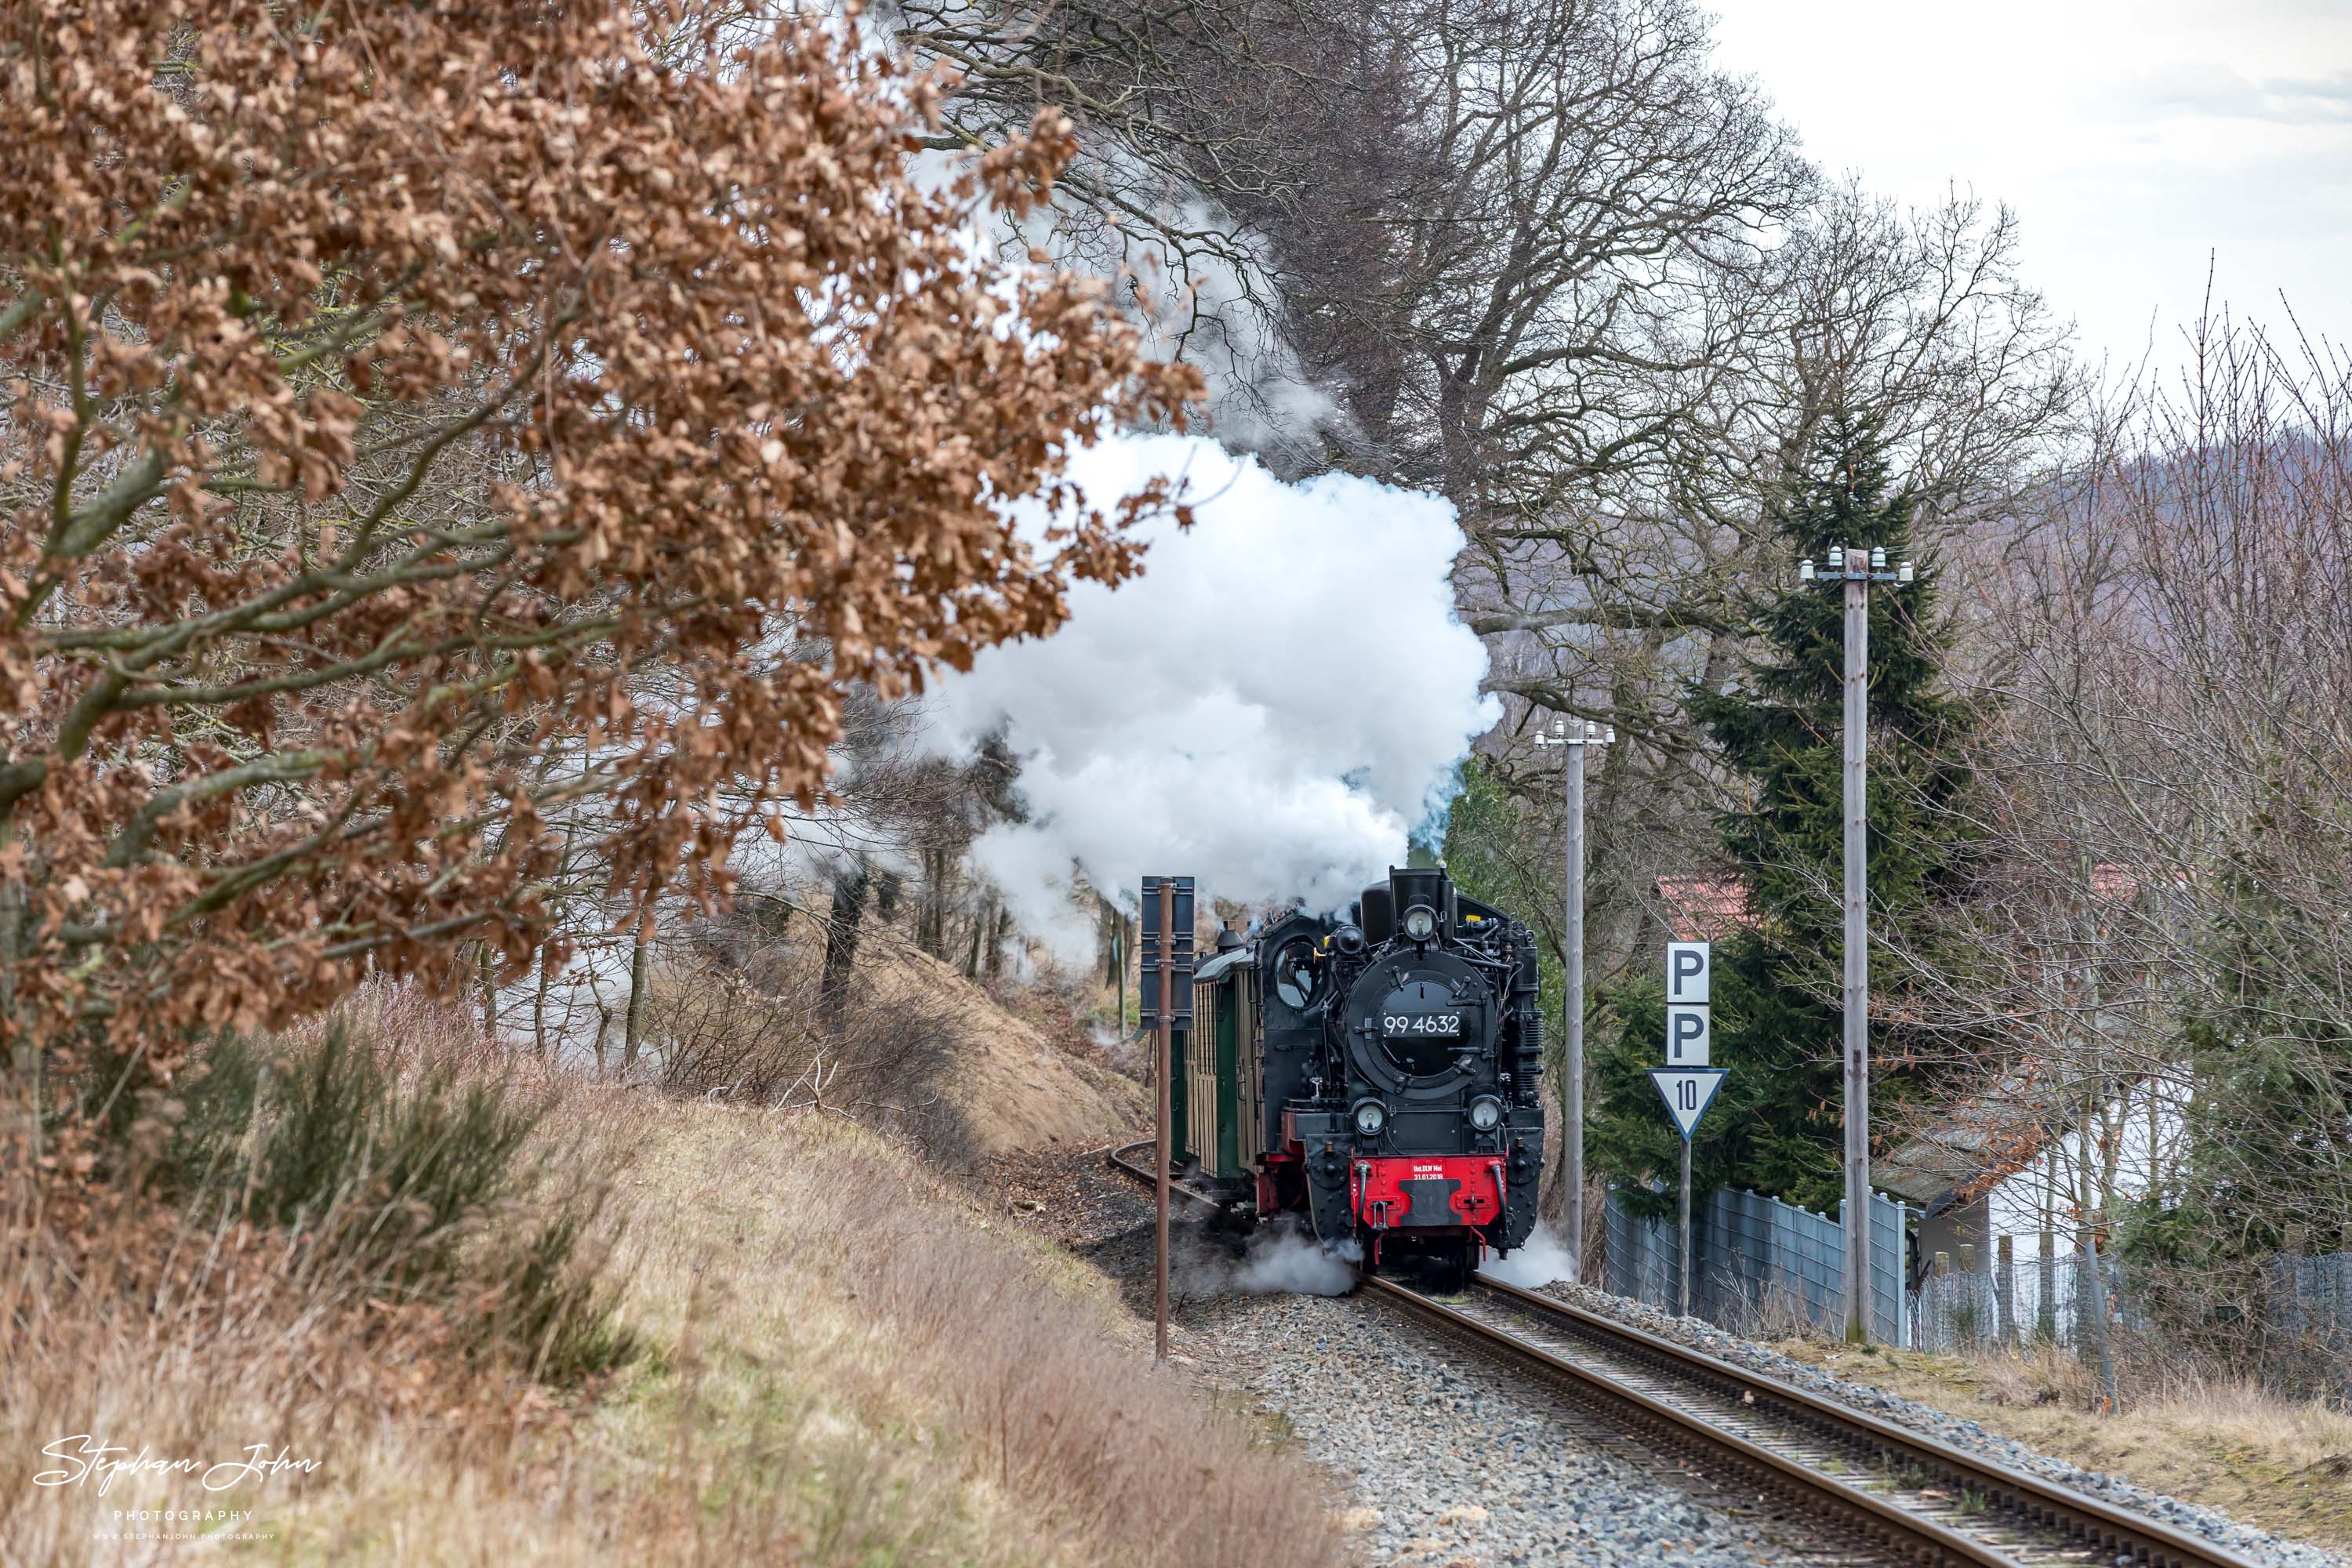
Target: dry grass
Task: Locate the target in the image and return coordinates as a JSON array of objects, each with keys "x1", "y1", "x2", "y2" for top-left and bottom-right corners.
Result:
[
  {"x1": 4, "y1": 987, "x2": 611, "y2": 1566},
  {"x1": 1761, "y1": 1338, "x2": 2352, "y2": 1549},
  {"x1": 644, "y1": 955, "x2": 964, "y2": 1137},
  {"x1": 563, "y1": 1091, "x2": 1345, "y2": 1566},
  {"x1": 647, "y1": 913, "x2": 1142, "y2": 1169},
  {"x1": 1711, "y1": 1276, "x2": 1835, "y2": 1345},
  {"x1": 4, "y1": 986, "x2": 1340, "y2": 1566}
]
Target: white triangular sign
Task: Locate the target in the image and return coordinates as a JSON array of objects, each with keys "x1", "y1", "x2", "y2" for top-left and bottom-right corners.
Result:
[{"x1": 1647, "y1": 1068, "x2": 1729, "y2": 1141}]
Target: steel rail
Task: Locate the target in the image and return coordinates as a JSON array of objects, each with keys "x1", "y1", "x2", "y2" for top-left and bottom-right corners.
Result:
[
  {"x1": 1362, "y1": 1273, "x2": 2020, "y2": 1567},
  {"x1": 1446, "y1": 1274, "x2": 2264, "y2": 1568},
  {"x1": 1098, "y1": 1142, "x2": 2266, "y2": 1568},
  {"x1": 1106, "y1": 1139, "x2": 1225, "y2": 1210},
  {"x1": 1107, "y1": 1143, "x2": 1992, "y2": 1559}
]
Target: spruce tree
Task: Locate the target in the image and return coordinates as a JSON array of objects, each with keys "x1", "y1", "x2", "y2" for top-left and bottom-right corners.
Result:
[
  {"x1": 1592, "y1": 407, "x2": 1975, "y2": 1218},
  {"x1": 2127, "y1": 853, "x2": 2352, "y2": 1263}
]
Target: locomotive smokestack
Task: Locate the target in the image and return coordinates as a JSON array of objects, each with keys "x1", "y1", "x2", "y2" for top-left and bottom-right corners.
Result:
[{"x1": 1388, "y1": 866, "x2": 1452, "y2": 942}]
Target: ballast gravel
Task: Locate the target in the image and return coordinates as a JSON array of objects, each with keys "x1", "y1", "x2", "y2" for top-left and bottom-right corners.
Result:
[
  {"x1": 1539, "y1": 1282, "x2": 2350, "y2": 1568},
  {"x1": 996, "y1": 1148, "x2": 1851, "y2": 1566},
  {"x1": 1185, "y1": 1283, "x2": 1849, "y2": 1567},
  {"x1": 990, "y1": 1148, "x2": 2346, "y2": 1568}
]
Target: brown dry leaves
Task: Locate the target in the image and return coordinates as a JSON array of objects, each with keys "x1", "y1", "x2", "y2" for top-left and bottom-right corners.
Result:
[{"x1": 0, "y1": 2, "x2": 1197, "y2": 1140}]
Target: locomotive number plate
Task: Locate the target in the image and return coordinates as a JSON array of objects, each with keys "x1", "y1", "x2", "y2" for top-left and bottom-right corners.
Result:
[{"x1": 1380, "y1": 1013, "x2": 1461, "y2": 1036}]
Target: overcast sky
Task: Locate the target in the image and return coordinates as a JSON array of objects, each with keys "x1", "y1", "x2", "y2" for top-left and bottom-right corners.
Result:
[{"x1": 1704, "y1": 0, "x2": 2352, "y2": 383}]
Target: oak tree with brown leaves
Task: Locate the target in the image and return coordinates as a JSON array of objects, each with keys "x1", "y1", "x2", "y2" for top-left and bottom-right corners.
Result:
[{"x1": 0, "y1": 0, "x2": 1195, "y2": 1177}]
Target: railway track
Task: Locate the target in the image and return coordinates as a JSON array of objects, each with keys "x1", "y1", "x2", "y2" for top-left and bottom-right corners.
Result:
[{"x1": 1103, "y1": 1141, "x2": 2263, "y2": 1568}]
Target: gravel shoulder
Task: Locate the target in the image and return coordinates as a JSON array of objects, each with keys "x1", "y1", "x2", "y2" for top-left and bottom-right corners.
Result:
[
  {"x1": 988, "y1": 1147, "x2": 1869, "y2": 1567},
  {"x1": 987, "y1": 1145, "x2": 2350, "y2": 1568},
  {"x1": 1536, "y1": 1281, "x2": 2352, "y2": 1568}
]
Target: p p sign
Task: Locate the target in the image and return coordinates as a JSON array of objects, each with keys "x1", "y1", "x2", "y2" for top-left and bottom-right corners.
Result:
[
  {"x1": 1667, "y1": 941, "x2": 1710, "y2": 1005},
  {"x1": 1666, "y1": 1004, "x2": 1711, "y2": 1066}
]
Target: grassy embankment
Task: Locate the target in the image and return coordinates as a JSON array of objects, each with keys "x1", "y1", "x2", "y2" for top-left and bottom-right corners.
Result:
[
  {"x1": 1761, "y1": 1337, "x2": 2352, "y2": 1549},
  {"x1": 3, "y1": 982, "x2": 1340, "y2": 1566}
]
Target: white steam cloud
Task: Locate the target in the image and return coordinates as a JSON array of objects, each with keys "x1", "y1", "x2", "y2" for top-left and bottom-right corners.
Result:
[
  {"x1": 1182, "y1": 1225, "x2": 1363, "y2": 1298},
  {"x1": 1228, "y1": 1229, "x2": 1361, "y2": 1297},
  {"x1": 924, "y1": 432, "x2": 1497, "y2": 957},
  {"x1": 1479, "y1": 1223, "x2": 1575, "y2": 1290}
]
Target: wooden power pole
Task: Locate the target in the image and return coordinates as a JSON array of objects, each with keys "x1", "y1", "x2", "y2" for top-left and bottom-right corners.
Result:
[
  {"x1": 1841, "y1": 562, "x2": 1871, "y2": 1343},
  {"x1": 1154, "y1": 876, "x2": 1173, "y2": 1365}
]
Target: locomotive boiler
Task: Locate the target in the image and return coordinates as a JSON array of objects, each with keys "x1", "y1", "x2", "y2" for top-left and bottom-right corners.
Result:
[{"x1": 1174, "y1": 865, "x2": 1544, "y2": 1287}]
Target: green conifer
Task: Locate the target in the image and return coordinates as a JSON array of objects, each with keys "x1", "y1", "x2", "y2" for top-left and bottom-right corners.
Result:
[{"x1": 1593, "y1": 407, "x2": 1975, "y2": 1218}]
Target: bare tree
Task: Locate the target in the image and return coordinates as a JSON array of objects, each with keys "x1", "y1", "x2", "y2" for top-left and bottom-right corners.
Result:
[
  {"x1": 0, "y1": 1, "x2": 1196, "y2": 1192},
  {"x1": 906, "y1": 0, "x2": 2078, "y2": 1002},
  {"x1": 1899, "y1": 310, "x2": 2352, "y2": 1390}
]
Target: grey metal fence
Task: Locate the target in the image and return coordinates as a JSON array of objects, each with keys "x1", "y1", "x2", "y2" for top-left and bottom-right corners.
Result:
[
  {"x1": 1606, "y1": 1184, "x2": 1913, "y2": 1346},
  {"x1": 2273, "y1": 1250, "x2": 2352, "y2": 1403},
  {"x1": 1907, "y1": 1238, "x2": 2125, "y2": 1355},
  {"x1": 2277, "y1": 1250, "x2": 2352, "y2": 1340},
  {"x1": 1604, "y1": 1187, "x2": 2352, "y2": 1403},
  {"x1": 1907, "y1": 1242, "x2": 2352, "y2": 1404}
]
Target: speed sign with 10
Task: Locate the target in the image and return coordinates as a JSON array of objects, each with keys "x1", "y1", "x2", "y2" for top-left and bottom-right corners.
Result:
[{"x1": 1647, "y1": 1068, "x2": 1728, "y2": 1141}]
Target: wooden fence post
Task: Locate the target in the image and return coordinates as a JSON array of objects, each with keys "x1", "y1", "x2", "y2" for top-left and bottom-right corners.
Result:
[
  {"x1": 2036, "y1": 1227, "x2": 2057, "y2": 1342},
  {"x1": 1996, "y1": 1234, "x2": 2017, "y2": 1349}
]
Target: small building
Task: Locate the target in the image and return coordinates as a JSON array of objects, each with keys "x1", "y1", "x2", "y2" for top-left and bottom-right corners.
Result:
[
  {"x1": 1873, "y1": 1069, "x2": 2071, "y2": 1277},
  {"x1": 1643, "y1": 872, "x2": 2112, "y2": 1287}
]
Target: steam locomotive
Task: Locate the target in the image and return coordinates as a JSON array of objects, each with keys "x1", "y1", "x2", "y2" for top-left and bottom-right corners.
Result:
[{"x1": 1175, "y1": 865, "x2": 1544, "y2": 1287}]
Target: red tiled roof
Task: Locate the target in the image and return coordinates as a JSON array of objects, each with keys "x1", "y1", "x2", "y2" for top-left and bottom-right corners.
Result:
[
  {"x1": 2087, "y1": 863, "x2": 2138, "y2": 903},
  {"x1": 1655, "y1": 874, "x2": 1751, "y2": 942},
  {"x1": 1657, "y1": 864, "x2": 2139, "y2": 944}
]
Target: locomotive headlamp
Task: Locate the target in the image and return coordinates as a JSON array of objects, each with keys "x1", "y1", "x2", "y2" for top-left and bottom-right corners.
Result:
[
  {"x1": 1401, "y1": 905, "x2": 1438, "y2": 942},
  {"x1": 1468, "y1": 1095, "x2": 1503, "y2": 1132},
  {"x1": 1352, "y1": 1098, "x2": 1387, "y2": 1138}
]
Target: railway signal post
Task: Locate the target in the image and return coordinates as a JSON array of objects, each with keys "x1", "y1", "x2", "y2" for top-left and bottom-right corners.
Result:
[
  {"x1": 1140, "y1": 875, "x2": 1195, "y2": 1365},
  {"x1": 1155, "y1": 881, "x2": 1170, "y2": 1363},
  {"x1": 1651, "y1": 938, "x2": 1722, "y2": 1317},
  {"x1": 1647, "y1": 1069, "x2": 1727, "y2": 1316},
  {"x1": 1533, "y1": 716, "x2": 1613, "y2": 1285},
  {"x1": 1797, "y1": 542, "x2": 1912, "y2": 1342}
]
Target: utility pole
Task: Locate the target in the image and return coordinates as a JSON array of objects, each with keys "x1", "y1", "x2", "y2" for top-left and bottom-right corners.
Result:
[
  {"x1": 1154, "y1": 877, "x2": 1173, "y2": 1365},
  {"x1": 1799, "y1": 541, "x2": 1911, "y2": 1342},
  {"x1": 1534, "y1": 716, "x2": 1613, "y2": 1285},
  {"x1": 1140, "y1": 875, "x2": 1192, "y2": 1365}
]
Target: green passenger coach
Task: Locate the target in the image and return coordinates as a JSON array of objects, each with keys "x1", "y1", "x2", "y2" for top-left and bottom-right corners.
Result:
[{"x1": 1182, "y1": 934, "x2": 1263, "y2": 1181}]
